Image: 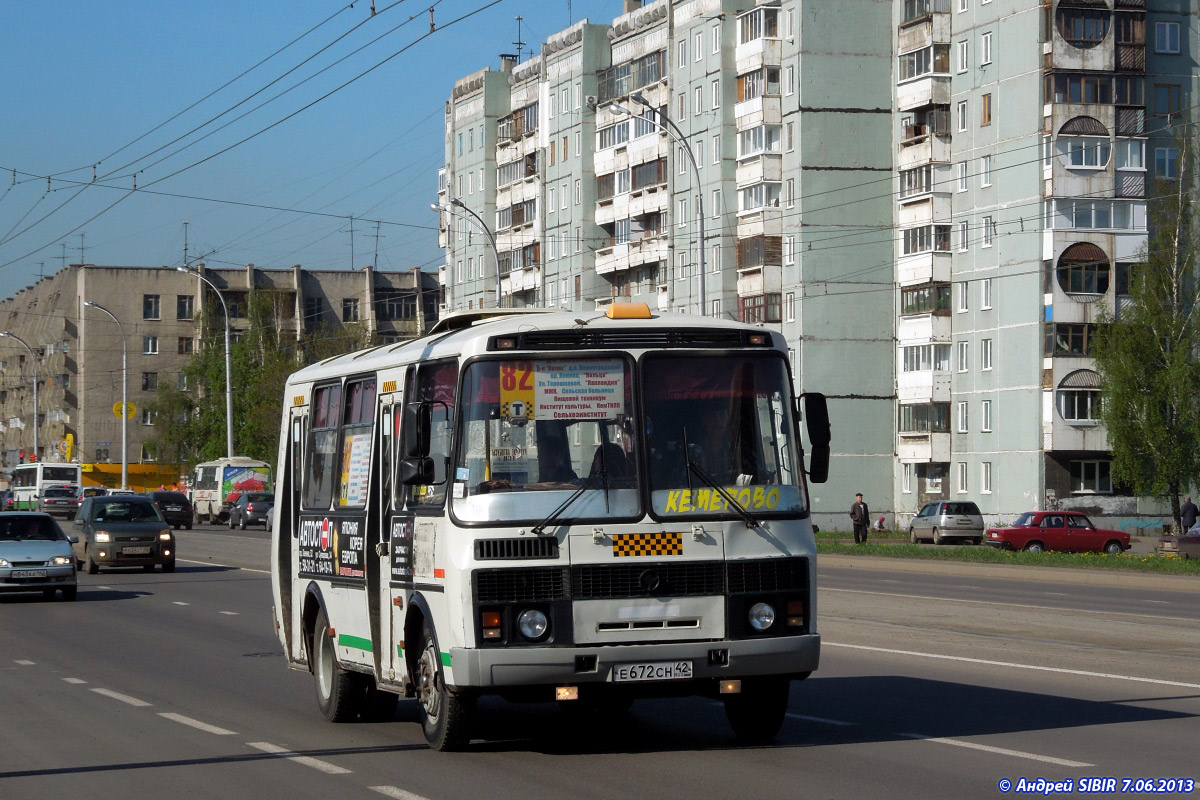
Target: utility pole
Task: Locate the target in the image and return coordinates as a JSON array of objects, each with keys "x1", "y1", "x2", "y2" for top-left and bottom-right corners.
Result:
[
  {"x1": 183, "y1": 221, "x2": 190, "y2": 267},
  {"x1": 372, "y1": 220, "x2": 382, "y2": 269},
  {"x1": 77, "y1": 232, "x2": 86, "y2": 265}
]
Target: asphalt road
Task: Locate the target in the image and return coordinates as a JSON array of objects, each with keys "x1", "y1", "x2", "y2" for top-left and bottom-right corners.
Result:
[{"x1": 1, "y1": 524, "x2": 1196, "y2": 799}]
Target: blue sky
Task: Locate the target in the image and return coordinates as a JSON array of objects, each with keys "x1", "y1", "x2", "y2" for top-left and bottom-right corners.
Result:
[{"x1": 0, "y1": 0, "x2": 619, "y2": 299}]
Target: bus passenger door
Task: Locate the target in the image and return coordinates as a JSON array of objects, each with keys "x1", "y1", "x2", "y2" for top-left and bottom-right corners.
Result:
[
  {"x1": 280, "y1": 407, "x2": 306, "y2": 663},
  {"x1": 376, "y1": 393, "x2": 408, "y2": 689}
]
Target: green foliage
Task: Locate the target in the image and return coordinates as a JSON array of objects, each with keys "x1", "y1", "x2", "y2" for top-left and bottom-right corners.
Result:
[
  {"x1": 816, "y1": 542, "x2": 1200, "y2": 575},
  {"x1": 1092, "y1": 130, "x2": 1200, "y2": 526},
  {"x1": 147, "y1": 290, "x2": 375, "y2": 473}
]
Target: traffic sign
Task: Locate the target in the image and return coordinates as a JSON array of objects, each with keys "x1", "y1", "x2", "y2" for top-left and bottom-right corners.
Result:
[{"x1": 113, "y1": 402, "x2": 137, "y2": 419}]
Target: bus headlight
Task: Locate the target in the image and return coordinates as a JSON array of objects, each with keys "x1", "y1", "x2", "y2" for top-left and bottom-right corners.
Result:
[
  {"x1": 748, "y1": 602, "x2": 776, "y2": 632},
  {"x1": 517, "y1": 609, "x2": 548, "y2": 641}
]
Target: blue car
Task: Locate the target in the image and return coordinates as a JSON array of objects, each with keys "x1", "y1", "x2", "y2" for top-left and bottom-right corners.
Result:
[{"x1": 0, "y1": 512, "x2": 78, "y2": 601}]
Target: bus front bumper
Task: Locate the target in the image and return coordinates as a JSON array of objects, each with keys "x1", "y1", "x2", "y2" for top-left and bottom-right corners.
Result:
[{"x1": 448, "y1": 633, "x2": 820, "y2": 690}]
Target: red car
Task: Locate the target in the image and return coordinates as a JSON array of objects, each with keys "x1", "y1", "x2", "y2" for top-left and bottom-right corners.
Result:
[{"x1": 985, "y1": 511, "x2": 1130, "y2": 554}]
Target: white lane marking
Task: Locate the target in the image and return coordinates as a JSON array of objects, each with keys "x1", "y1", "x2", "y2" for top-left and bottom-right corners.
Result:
[
  {"x1": 220, "y1": 611, "x2": 239, "y2": 616},
  {"x1": 826, "y1": 642, "x2": 1200, "y2": 690},
  {"x1": 1142, "y1": 600, "x2": 1170, "y2": 605},
  {"x1": 14, "y1": 660, "x2": 35, "y2": 665},
  {"x1": 178, "y1": 557, "x2": 269, "y2": 575},
  {"x1": 370, "y1": 788, "x2": 432, "y2": 800},
  {"x1": 91, "y1": 688, "x2": 152, "y2": 707},
  {"x1": 159, "y1": 712, "x2": 236, "y2": 735},
  {"x1": 821, "y1": 586, "x2": 1197, "y2": 623},
  {"x1": 247, "y1": 742, "x2": 350, "y2": 775},
  {"x1": 956, "y1": 585, "x2": 981, "y2": 590},
  {"x1": 97, "y1": 586, "x2": 112, "y2": 590},
  {"x1": 787, "y1": 713, "x2": 854, "y2": 727},
  {"x1": 172, "y1": 601, "x2": 190, "y2": 606},
  {"x1": 899, "y1": 732, "x2": 1093, "y2": 768},
  {"x1": 877, "y1": 579, "x2": 902, "y2": 583},
  {"x1": 62, "y1": 678, "x2": 87, "y2": 685},
  {"x1": 1044, "y1": 592, "x2": 1069, "y2": 596}
]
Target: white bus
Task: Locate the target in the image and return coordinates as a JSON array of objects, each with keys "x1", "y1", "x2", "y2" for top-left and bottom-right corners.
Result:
[
  {"x1": 270, "y1": 304, "x2": 830, "y2": 750},
  {"x1": 11, "y1": 462, "x2": 82, "y2": 510},
  {"x1": 191, "y1": 457, "x2": 272, "y2": 523}
]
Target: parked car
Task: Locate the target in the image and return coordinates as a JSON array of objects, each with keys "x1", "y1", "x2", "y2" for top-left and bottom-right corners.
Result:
[
  {"x1": 228, "y1": 492, "x2": 274, "y2": 530},
  {"x1": 985, "y1": 511, "x2": 1130, "y2": 554},
  {"x1": 38, "y1": 485, "x2": 80, "y2": 520},
  {"x1": 0, "y1": 512, "x2": 78, "y2": 601},
  {"x1": 149, "y1": 490, "x2": 193, "y2": 530},
  {"x1": 71, "y1": 496, "x2": 176, "y2": 573},
  {"x1": 1155, "y1": 522, "x2": 1200, "y2": 559},
  {"x1": 908, "y1": 500, "x2": 985, "y2": 545}
]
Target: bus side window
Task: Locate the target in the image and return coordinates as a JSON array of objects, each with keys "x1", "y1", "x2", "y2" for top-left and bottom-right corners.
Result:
[
  {"x1": 337, "y1": 377, "x2": 376, "y2": 508},
  {"x1": 407, "y1": 361, "x2": 458, "y2": 508},
  {"x1": 304, "y1": 383, "x2": 343, "y2": 509}
]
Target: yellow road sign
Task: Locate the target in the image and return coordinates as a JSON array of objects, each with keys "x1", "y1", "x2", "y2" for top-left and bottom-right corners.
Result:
[{"x1": 113, "y1": 402, "x2": 137, "y2": 419}]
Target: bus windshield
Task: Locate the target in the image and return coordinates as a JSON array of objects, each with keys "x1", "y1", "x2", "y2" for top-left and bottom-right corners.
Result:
[
  {"x1": 643, "y1": 353, "x2": 803, "y2": 518},
  {"x1": 453, "y1": 356, "x2": 639, "y2": 524}
]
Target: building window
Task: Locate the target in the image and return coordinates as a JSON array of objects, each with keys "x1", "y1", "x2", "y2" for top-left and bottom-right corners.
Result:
[
  {"x1": 1058, "y1": 388, "x2": 1102, "y2": 423},
  {"x1": 142, "y1": 335, "x2": 158, "y2": 355},
  {"x1": 899, "y1": 403, "x2": 950, "y2": 433},
  {"x1": 143, "y1": 294, "x2": 160, "y2": 320},
  {"x1": 1115, "y1": 139, "x2": 1145, "y2": 171},
  {"x1": 141, "y1": 372, "x2": 158, "y2": 391},
  {"x1": 678, "y1": 38, "x2": 687, "y2": 67},
  {"x1": 957, "y1": 401, "x2": 969, "y2": 433},
  {"x1": 901, "y1": 283, "x2": 951, "y2": 315},
  {"x1": 176, "y1": 294, "x2": 194, "y2": 320},
  {"x1": 981, "y1": 399, "x2": 992, "y2": 431},
  {"x1": 957, "y1": 40, "x2": 968, "y2": 72},
  {"x1": 712, "y1": 79, "x2": 721, "y2": 109},
  {"x1": 957, "y1": 161, "x2": 967, "y2": 191},
  {"x1": 980, "y1": 155, "x2": 993, "y2": 186},
  {"x1": 902, "y1": 463, "x2": 912, "y2": 494},
  {"x1": 981, "y1": 278, "x2": 992, "y2": 309},
  {"x1": 1060, "y1": 135, "x2": 1111, "y2": 169},
  {"x1": 738, "y1": 294, "x2": 782, "y2": 324},
  {"x1": 785, "y1": 292, "x2": 796, "y2": 322},
  {"x1": 738, "y1": 6, "x2": 779, "y2": 43},
  {"x1": 958, "y1": 220, "x2": 969, "y2": 251},
  {"x1": 784, "y1": 65, "x2": 795, "y2": 96},
  {"x1": 957, "y1": 281, "x2": 969, "y2": 312},
  {"x1": 898, "y1": 44, "x2": 950, "y2": 81},
  {"x1": 980, "y1": 32, "x2": 992, "y2": 65},
  {"x1": 957, "y1": 340, "x2": 969, "y2": 372},
  {"x1": 901, "y1": 224, "x2": 951, "y2": 255},
  {"x1": 981, "y1": 338, "x2": 992, "y2": 370},
  {"x1": 1155, "y1": 147, "x2": 1179, "y2": 178},
  {"x1": 982, "y1": 462, "x2": 992, "y2": 494},
  {"x1": 342, "y1": 298, "x2": 359, "y2": 322},
  {"x1": 1153, "y1": 83, "x2": 1180, "y2": 117},
  {"x1": 1057, "y1": 7, "x2": 1109, "y2": 48},
  {"x1": 1155, "y1": 21, "x2": 1180, "y2": 53},
  {"x1": 694, "y1": 87, "x2": 703, "y2": 116},
  {"x1": 983, "y1": 216, "x2": 995, "y2": 246},
  {"x1": 1044, "y1": 323, "x2": 1100, "y2": 356},
  {"x1": 712, "y1": 24, "x2": 721, "y2": 53},
  {"x1": 178, "y1": 373, "x2": 188, "y2": 391},
  {"x1": 957, "y1": 101, "x2": 968, "y2": 132},
  {"x1": 902, "y1": 344, "x2": 951, "y2": 372},
  {"x1": 957, "y1": 462, "x2": 968, "y2": 494},
  {"x1": 1071, "y1": 460, "x2": 1112, "y2": 493},
  {"x1": 980, "y1": 93, "x2": 992, "y2": 125},
  {"x1": 142, "y1": 408, "x2": 156, "y2": 426},
  {"x1": 177, "y1": 337, "x2": 191, "y2": 356}
]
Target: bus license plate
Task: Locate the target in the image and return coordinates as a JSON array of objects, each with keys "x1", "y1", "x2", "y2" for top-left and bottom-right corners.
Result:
[
  {"x1": 13, "y1": 569, "x2": 48, "y2": 578},
  {"x1": 612, "y1": 661, "x2": 693, "y2": 683},
  {"x1": 123, "y1": 546, "x2": 152, "y2": 555}
]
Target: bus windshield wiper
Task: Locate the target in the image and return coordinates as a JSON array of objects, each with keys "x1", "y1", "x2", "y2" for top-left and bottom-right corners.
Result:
[
  {"x1": 531, "y1": 471, "x2": 600, "y2": 536},
  {"x1": 681, "y1": 429, "x2": 760, "y2": 529}
]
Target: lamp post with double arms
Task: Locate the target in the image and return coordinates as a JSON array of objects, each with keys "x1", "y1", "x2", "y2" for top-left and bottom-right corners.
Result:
[
  {"x1": 177, "y1": 267, "x2": 234, "y2": 458},
  {"x1": 611, "y1": 92, "x2": 707, "y2": 314},
  {"x1": 0, "y1": 331, "x2": 38, "y2": 461},
  {"x1": 82, "y1": 302, "x2": 128, "y2": 490},
  {"x1": 433, "y1": 201, "x2": 503, "y2": 308}
]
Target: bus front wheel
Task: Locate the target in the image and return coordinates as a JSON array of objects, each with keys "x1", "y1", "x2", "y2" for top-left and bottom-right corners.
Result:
[
  {"x1": 313, "y1": 608, "x2": 361, "y2": 722},
  {"x1": 723, "y1": 677, "x2": 789, "y2": 743},
  {"x1": 416, "y1": 624, "x2": 473, "y2": 750}
]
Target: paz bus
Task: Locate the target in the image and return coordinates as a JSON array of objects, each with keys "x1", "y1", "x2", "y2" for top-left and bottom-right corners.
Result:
[
  {"x1": 269, "y1": 304, "x2": 830, "y2": 750},
  {"x1": 190, "y1": 457, "x2": 272, "y2": 523},
  {"x1": 11, "y1": 462, "x2": 82, "y2": 510}
]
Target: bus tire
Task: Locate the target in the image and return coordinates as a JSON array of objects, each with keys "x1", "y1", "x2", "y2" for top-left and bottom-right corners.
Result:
[
  {"x1": 313, "y1": 608, "x2": 361, "y2": 722},
  {"x1": 416, "y1": 624, "x2": 473, "y2": 750},
  {"x1": 723, "y1": 677, "x2": 789, "y2": 743}
]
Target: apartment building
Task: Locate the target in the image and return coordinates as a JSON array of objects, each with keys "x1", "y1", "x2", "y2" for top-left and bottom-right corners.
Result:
[
  {"x1": 892, "y1": 0, "x2": 1197, "y2": 521},
  {"x1": 439, "y1": 0, "x2": 896, "y2": 528},
  {"x1": 0, "y1": 263, "x2": 438, "y2": 472}
]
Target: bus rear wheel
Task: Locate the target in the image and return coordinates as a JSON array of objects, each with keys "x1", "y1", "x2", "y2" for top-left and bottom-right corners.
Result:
[
  {"x1": 313, "y1": 608, "x2": 361, "y2": 722},
  {"x1": 416, "y1": 624, "x2": 473, "y2": 750},
  {"x1": 724, "y1": 677, "x2": 789, "y2": 743}
]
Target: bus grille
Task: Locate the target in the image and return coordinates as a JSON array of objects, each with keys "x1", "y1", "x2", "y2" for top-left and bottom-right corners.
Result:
[
  {"x1": 516, "y1": 329, "x2": 748, "y2": 350},
  {"x1": 572, "y1": 562, "x2": 725, "y2": 599},
  {"x1": 475, "y1": 567, "x2": 568, "y2": 603},
  {"x1": 727, "y1": 557, "x2": 809, "y2": 594},
  {"x1": 475, "y1": 537, "x2": 559, "y2": 560}
]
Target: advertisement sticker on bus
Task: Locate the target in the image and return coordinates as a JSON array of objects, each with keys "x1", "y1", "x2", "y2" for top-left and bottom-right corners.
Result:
[
  {"x1": 339, "y1": 432, "x2": 371, "y2": 506},
  {"x1": 297, "y1": 515, "x2": 367, "y2": 580},
  {"x1": 389, "y1": 516, "x2": 414, "y2": 583}
]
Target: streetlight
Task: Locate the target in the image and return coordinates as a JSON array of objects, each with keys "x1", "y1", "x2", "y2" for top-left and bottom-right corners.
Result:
[
  {"x1": 177, "y1": 267, "x2": 234, "y2": 458},
  {"x1": 83, "y1": 302, "x2": 128, "y2": 490},
  {"x1": 432, "y1": 200, "x2": 502, "y2": 308},
  {"x1": 611, "y1": 93, "x2": 707, "y2": 314},
  {"x1": 0, "y1": 331, "x2": 38, "y2": 462}
]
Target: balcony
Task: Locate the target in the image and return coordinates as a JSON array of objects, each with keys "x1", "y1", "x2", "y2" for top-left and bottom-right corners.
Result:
[
  {"x1": 735, "y1": 37, "x2": 782, "y2": 74},
  {"x1": 897, "y1": 250, "x2": 951, "y2": 287},
  {"x1": 734, "y1": 95, "x2": 782, "y2": 126},
  {"x1": 595, "y1": 236, "x2": 668, "y2": 276},
  {"x1": 898, "y1": 312, "x2": 951, "y2": 343},
  {"x1": 897, "y1": 75, "x2": 950, "y2": 113},
  {"x1": 898, "y1": 368, "x2": 951, "y2": 404},
  {"x1": 898, "y1": 431, "x2": 951, "y2": 463},
  {"x1": 735, "y1": 153, "x2": 783, "y2": 187}
]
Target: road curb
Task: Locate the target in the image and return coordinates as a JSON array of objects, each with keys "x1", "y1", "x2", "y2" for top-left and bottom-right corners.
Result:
[{"x1": 818, "y1": 553, "x2": 1200, "y2": 592}]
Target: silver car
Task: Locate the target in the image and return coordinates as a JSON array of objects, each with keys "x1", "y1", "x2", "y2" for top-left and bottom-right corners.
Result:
[
  {"x1": 908, "y1": 500, "x2": 985, "y2": 545},
  {"x1": 0, "y1": 512, "x2": 78, "y2": 601}
]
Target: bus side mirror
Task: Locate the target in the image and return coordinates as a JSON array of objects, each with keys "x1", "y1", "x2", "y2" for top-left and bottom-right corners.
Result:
[
  {"x1": 399, "y1": 457, "x2": 435, "y2": 485},
  {"x1": 403, "y1": 403, "x2": 432, "y2": 458},
  {"x1": 801, "y1": 393, "x2": 830, "y2": 484}
]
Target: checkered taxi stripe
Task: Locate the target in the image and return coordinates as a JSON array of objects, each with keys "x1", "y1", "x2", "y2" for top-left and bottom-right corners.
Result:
[{"x1": 612, "y1": 532, "x2": 683, "y2": 557}]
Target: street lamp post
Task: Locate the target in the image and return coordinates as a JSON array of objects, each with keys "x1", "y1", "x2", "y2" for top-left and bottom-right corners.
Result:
[
  {"x1": 433, "y1": 200, "x2": 502, "y2": 308},
  {"x1": 0, "y1": 332, "x2": 38, "y2": 462},
  {"x1": 82, "y1": 302, "x2": 128, "y2": 490},
  {"x1": 611, "y1": 92, "x2": 707, "y2": 314},
  {"x1": 177, "y1": 267, "x2": 234, "y2": 458}
]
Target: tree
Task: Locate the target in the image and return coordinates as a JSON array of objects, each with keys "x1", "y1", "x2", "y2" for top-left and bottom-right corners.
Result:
[
  {"x1": 147, "y1": 291, "x2": 373, "y2": 473},
  {"x1": 1093, "y1": 129, "x2": 1200, "y2": 531}
]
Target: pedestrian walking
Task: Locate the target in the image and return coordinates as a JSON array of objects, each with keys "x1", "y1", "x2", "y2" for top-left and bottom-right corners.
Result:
[
  {"x1": 850, "y1": 492, "x2": 870, "y2": 544},
  {"x1": 1181, "y1": 496, "x2": 1198, "y2": 532}
]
